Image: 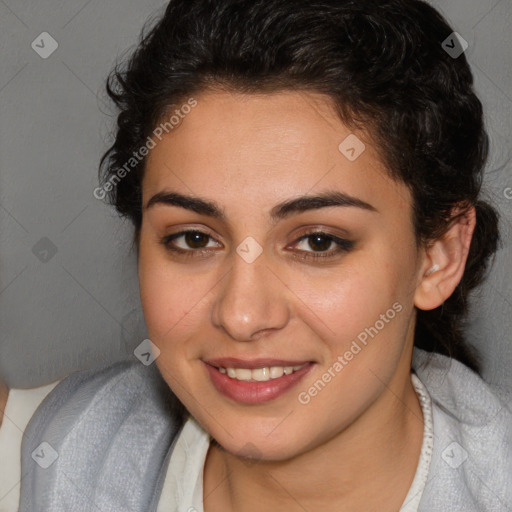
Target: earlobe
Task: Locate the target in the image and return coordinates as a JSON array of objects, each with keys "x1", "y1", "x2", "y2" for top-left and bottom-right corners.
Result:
[{"x1": 414, "y1": 206, "x2": 476, "y2": 311}]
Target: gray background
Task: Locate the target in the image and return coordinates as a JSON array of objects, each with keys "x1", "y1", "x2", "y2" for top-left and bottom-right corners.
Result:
[{"x1": 0, "y1": 0, "x2": 511, "y2": 397}]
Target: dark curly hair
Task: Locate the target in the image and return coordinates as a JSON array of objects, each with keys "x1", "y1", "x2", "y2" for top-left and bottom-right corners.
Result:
[{"x1": 98, "y1": 0, "x2": 500, "y2": 374}]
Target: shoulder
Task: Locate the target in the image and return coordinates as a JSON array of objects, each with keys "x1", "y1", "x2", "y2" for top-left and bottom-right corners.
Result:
[
  {"x1": 412, "y1": 348, "x2": 512, "y2": 511},
  {"x1": 19, "y1": 358, "x2": 184, "y2": 512}
]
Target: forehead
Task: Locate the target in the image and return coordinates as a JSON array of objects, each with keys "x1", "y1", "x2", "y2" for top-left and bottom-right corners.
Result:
[{"x1": 143, "y1": 90, "x2": 411, "y2": 217}]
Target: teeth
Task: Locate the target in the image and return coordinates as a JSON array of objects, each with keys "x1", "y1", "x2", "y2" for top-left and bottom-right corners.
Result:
[
  {"x1": 252, "y1": 367, "x2": 269, "y2": 381},
  {"x1": 219, "y1": 363, "x2": 308, "y2": 382},
  {"x1": 269, "y1": 366, "x2": 284, "y2": 379}
]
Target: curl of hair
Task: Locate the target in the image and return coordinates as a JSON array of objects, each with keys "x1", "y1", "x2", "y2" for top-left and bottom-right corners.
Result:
[{"x1": 99, "y1": 0, "x2": 501, "y2": 373}]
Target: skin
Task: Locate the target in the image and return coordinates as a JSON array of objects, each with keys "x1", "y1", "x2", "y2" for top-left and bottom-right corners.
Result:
[{"x1": 138, "y1": 90, "x2": 475, "y2": 511}]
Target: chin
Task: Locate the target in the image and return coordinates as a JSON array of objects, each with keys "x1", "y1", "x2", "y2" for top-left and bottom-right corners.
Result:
[{"x1": 209, "y1": 424, "x2": 310, "y2": 463}]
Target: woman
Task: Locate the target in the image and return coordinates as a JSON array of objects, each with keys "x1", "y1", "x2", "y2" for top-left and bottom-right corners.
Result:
[{"x1": 19, "y1": 0, "x2": 512, "y2": 511}]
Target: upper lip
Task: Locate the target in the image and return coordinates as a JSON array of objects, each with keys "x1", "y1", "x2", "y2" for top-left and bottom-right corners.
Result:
[{"x1": 204, "y1": 357, "x2": 313, "y2": 369}]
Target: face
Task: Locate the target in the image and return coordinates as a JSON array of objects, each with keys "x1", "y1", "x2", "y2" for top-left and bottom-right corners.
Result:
[{"x1": 138, "y1": 90, "x2": 424, "y2": 461}]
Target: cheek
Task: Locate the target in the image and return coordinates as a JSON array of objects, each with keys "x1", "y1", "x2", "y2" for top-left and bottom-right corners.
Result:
[
  {"x1": 293, "y1": 252, "x2": 413, "y2": 389},
  {"x1": 291, "y1": 269, "x2": 410, "y2": 422},
  {"x1": 138, "y1": 246, "x2": 215, "y2": 347},
  {"x1": 297, "y1": 261, "x2": 400, "y2": 340}
]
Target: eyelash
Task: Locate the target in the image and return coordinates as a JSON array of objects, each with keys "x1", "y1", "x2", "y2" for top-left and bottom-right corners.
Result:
[{"x1": 159, "y1": 229, "x2": 355, "y2": 261}]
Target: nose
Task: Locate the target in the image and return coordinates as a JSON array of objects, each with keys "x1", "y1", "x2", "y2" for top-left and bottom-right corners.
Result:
[{"x1": 211, "y1": 250, "x2": 290, "y2": 342}]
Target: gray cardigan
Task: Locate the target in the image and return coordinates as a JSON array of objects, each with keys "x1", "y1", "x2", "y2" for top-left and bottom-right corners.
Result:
[{"x1": 18, "y1": 348, "x2": 512, "y2": 511}]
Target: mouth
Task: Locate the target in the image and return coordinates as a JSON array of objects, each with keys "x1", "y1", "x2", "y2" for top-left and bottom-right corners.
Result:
[
  {"x1": 216, "y1": 362, "x2": 308, "y2": 382},
  {"x1": 203, "y1": 358, "x2": 315, "y2": 404}
]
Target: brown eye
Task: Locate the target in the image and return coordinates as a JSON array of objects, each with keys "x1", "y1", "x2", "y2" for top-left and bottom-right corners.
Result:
[
  {"x1": 305, "y1": 233, "x2": 334, "y2": 252},
  {"x1": 181, "y1": 231, "x2": 210, "y2": 249},
  {"x1": 292, "y1": 231, "x2": 355, "y2": 260},
  {"x1": 160, "y1": 230, "x2": 221, "y2": 256}
]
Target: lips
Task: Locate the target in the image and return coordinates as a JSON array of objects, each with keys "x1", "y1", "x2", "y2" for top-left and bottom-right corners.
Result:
[
  {"x1": 205, "y1": 357, "x2": 312, "y2": 369},
  {"x1": 203, "y1": 357, "x2": 315, "y2": 404}
]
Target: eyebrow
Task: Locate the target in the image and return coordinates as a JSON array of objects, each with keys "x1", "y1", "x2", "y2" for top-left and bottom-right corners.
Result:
[{"x1": 145, "y1": 189, "x2": 377, "y2": 223}]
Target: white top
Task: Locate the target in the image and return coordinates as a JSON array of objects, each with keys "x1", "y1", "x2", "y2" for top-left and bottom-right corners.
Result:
[
  {"x1": 156, "y1": 371, "x2": 434, "y2": 512},
  {"x1": 0, "y1": 382, "x2": 60, "y2": 512}
]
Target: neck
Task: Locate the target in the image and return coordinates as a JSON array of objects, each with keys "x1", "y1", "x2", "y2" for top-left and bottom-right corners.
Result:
[
  {"x1": 0, "y1": 379, "x2": 9, "y2": 429},
  {"x1": 204, "y1": 345, "x2": 424, "y2": 512}
]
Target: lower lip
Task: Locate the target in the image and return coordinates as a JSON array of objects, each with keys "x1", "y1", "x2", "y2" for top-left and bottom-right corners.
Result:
[{"x1": 204, "y1": 362, "x2": 314, "y2": 404}]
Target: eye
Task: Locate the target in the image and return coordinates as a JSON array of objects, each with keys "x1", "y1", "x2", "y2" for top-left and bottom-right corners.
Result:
[
  {"x1": 160, "y1": 230, "x2": 221, "y2": 258},
  {"x1": 291, "y1": 231, "x2": 355, "y2": 260},
  {"x1": 160, "y1": 229, "x2": 354, "y2": 261}
]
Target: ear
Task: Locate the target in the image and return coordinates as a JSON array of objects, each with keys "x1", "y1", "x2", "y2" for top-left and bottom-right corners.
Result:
[{"x1": 414, "y1": 206, "x2": 476, "y2": 311}]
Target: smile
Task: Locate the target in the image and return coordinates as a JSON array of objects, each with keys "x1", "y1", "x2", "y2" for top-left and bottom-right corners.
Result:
[
  {"x1": 218, "y1": 363, "x2": 308, "y2": 382},
  {"x1": 204, "y1": 360, "x2": 315, "y2": 404}
]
